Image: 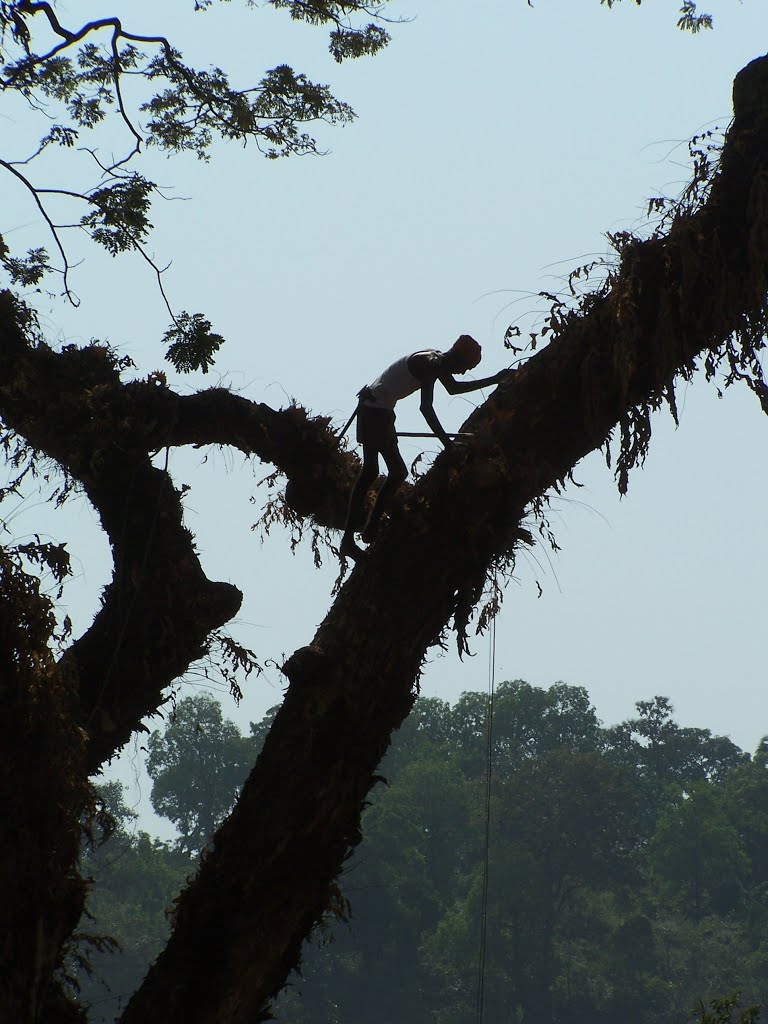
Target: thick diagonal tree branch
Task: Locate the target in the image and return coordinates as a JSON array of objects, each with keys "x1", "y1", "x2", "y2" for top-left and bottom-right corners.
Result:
[
  {"x1": 120, "y1": 381, "x2": 360, "y2": 526},
  {"x1": 0, "y1": 306, "x2": 358, "y2": 768},
  {"x1": 119, "y1": 55, "x2": 768, "y2": 1024}
]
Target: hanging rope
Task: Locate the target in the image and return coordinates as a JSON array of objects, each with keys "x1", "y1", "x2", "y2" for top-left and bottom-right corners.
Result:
[{"x1": 475, "y1": 608, "x2": 497, "y2": 1024}]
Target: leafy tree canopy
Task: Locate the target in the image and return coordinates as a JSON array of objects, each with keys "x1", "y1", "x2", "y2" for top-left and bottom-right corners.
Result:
[
  {"x1": 0, "y1": 0, "x2": 396, "y2": 370},
  {"x1": 84, "y1": 685, "x2": 768, "y2": 1024},
  {"x1": 146, "y1": 693, "x2": 257, "y2": 853}
]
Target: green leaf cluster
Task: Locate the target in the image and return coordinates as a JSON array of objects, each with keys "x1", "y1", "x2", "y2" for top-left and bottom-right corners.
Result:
[
  {"x1": 81, "y1": 176, "x2": 154, "y2": 255},
  {"x1": 0, "y1": 244, "x2": 50, "y2": 286},
  {"x1": 162, "y1": 312, "x2": 226, "y2": 374},
  {"x1": 268, "y1": 0, "x2": 391, "y2": 60},
  {"x1": 329, "y1": 23, "x2": 390, "y2": 63},
  {"x1": 599, "y1": 0, "x2": 714, "y2": 32},
  {"x1": 142, "y1": 54, "x2": 355, "y2": 160},
  {"x1": 146, "y1": 694, "x2": 258, "y2": 853},
  {"x1": 677, "y1": 1, "x2": 714, "y2": 33},
  {"x1": 8, "y1": 41, "x2": 142, "y2": 127}
]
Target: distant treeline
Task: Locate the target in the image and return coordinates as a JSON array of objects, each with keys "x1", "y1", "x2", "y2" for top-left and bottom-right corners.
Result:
[{"x1": 75, "y1": 684, "x2": 768, "y2": 1023}]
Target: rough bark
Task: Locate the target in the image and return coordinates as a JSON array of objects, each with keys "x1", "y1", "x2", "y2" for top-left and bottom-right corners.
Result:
[
  {"x1": 116, "y1": 55, "x2": 768, "y2": 1024},
  {"x1": 0, "y1": 303, "x2": 363, "y2": 769},
  {"x1": 0, "y1": 546, "x2": 90, "y2": 1023},
  {"x1": 0, "y1": 300, "x2": 356, "y2": 1021}
]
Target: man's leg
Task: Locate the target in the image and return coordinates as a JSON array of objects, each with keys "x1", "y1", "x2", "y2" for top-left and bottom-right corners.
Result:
[
  {"x1": 340, "y1": 440, "x2": 379, "y2": 560},
  {"x1": 360, "y1": 432, "x2": 407, "y2": 544}
]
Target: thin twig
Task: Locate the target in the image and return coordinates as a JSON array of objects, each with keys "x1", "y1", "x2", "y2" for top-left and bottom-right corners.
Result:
[
  {"x1": 109, "y1": 24, "x2": 142, "y2": 161},
  {"x1": 0, "y1": 156, "x2": 78, "y2": 304}
]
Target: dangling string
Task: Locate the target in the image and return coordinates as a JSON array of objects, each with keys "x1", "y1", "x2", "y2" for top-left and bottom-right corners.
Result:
[{"x1": 475, "y1": 606, "x2": 497, "y2": 1024}]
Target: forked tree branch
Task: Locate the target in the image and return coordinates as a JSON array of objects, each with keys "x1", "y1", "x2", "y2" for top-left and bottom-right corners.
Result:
[
  {"x1": 116, "y1": 54, "x2": 768, "y2": 1024},
  {"x1": 0, "y1": 306, "x2": 360, "y2": 766}
]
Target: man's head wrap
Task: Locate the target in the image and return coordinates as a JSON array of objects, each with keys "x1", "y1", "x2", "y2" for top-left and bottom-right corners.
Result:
[{"x1": 449, "y1": 334, "x2": 482, "y2": 369}]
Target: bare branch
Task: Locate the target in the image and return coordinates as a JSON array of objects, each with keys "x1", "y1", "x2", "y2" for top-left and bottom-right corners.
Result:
[
  {"x1": 0, "y1": 157, "x2": 78, "y2": 302},
  {"x1": 109, "y1": 23, "x2": 142, "y2": 159}
]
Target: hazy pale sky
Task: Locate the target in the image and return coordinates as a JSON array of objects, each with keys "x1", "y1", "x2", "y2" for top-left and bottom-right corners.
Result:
[{"x1": 3, "y1": 1, "x2": 768, "y2": 827}]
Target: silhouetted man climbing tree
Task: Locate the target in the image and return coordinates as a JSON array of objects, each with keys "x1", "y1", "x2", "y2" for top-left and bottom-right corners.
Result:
[
  {"x1": 1, "y1": 3, "x2": 767, "y2": 1024},
  {"x1": 340, "y1": 335, "x2": 512, "y2": 559}
]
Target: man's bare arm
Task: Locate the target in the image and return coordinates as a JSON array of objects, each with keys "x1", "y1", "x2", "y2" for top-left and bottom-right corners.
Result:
[
  {"x1": 419, "y1": 378, "x2": 453, "y2": 447},
  {"x1": 439, "y1": 367, "x2": 513, "y2": 394}
]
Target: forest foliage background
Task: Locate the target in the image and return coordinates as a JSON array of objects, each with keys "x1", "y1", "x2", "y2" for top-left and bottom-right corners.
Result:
[{"x1": 79, "y1": 682, "x2": 768, "y2": 1023}]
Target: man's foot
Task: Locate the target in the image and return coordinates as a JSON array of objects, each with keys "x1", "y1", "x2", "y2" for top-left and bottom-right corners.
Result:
[{"x1": 339, "y1": 534, "x2": 365, "y2": 562}]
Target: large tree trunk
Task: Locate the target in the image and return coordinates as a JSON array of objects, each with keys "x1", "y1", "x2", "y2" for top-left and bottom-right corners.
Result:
[
  {"x1": 0, "y1": 548, "x2": 89, "y2": 1023},
  {"x1": 117, "y1": 56, "x2": 768, "y2": 1023}
]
